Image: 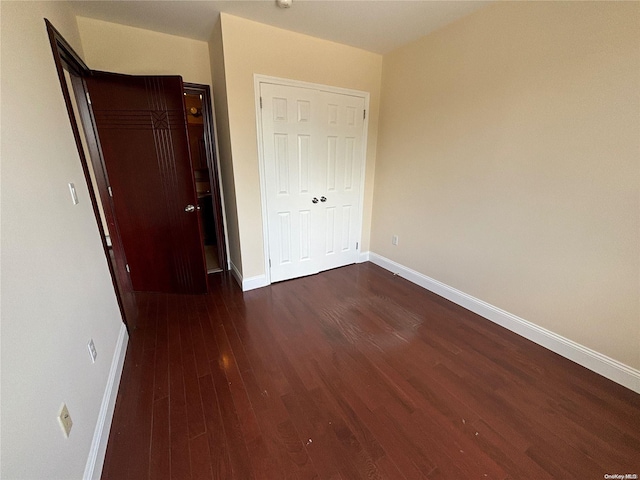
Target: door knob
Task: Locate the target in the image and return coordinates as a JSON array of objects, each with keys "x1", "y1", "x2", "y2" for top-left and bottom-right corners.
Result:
[
  {"x1": 184, "y1": 204, "x2": 196, "y2": 213},
  {"x1": 312, "y1": 197, "x2": 319, "y2": 204},
  {"x1": 320, "y1": 196, "x2": 327, "y2": 202}
]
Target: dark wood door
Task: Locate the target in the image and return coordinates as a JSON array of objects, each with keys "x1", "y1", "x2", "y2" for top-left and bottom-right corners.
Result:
[{"x1": 84, "y1": 72, "x2": 207, "y2": 294}]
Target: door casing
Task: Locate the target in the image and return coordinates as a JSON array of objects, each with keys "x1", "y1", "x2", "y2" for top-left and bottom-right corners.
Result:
[{"x1": 254, "y1": 74, "x2": 371, "y2": 288}]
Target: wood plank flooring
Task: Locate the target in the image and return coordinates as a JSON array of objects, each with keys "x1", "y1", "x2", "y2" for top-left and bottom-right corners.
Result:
[{"x1": 101, "y1": 263, "x2": 640, "y2": 479}]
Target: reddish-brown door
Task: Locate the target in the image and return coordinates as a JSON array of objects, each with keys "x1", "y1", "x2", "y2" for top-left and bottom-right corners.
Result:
[{"x1": 84, "y1": 72, "x2": 207, "y2": 294}]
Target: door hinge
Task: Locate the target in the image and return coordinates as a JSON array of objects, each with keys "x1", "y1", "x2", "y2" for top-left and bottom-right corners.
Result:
[
  {"x1": 363, "y1": 109, "x2": 366, "y2": 120},
  {"x1": 86, "y1": 91, "x2": 92, "y2": 105},
  {"x1": 125, "y1": 264, "x2": 130, "y2": 273},
  {"x1": 269, "y1": 258, "x2": 271, "y2": 267},
  {"x1": 356, "y1": 242, "x2": 359, "y2": 250},
  {"x1": 108, "y1": 186, "x2": 113, "y2": 197},
  {"x1": 260, "y1": 97, "x2": 263, "y2": 109}
]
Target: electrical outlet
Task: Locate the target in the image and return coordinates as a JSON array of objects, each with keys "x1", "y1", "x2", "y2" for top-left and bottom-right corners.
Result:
[
  {"x1": 392, "y1": 235, "x2": 399, "y2": 246},
  {"x1": 58, "y1": 403, "x2": 73, "y2": 438},
  {"x1": 87, "y1": 339, "x2": 97, "y2": 363}
]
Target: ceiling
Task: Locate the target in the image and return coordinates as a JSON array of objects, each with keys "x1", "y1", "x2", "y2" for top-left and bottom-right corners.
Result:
[{"x1": 69, "y1": 0, "x2": 490, "y2": 55}]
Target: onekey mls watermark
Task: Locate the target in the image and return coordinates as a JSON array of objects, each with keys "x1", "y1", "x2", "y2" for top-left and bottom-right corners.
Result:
[{"x1": 604, "y1": 475, "x2": 638, "y2": 479}]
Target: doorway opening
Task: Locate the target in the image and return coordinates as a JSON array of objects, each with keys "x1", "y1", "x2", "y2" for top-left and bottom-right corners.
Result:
[{"x1": 184, "y1": 84, "x2": 226, "y2": 273}]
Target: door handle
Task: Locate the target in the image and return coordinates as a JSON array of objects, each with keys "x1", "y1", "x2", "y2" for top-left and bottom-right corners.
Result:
[
  {"x1": 320, "y1": 196, "x2": 327, "y2": 202},
  {"x1": 312, "y1": 197, "x2": 319, "y2": 204},
  {"x1": 185, "y1": 204, "x2": 196, "y2": 213}
]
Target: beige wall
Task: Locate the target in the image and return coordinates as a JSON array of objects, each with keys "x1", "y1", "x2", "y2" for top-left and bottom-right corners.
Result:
[
  {"x1": 372, "y1": 2, "x2": 640, "y2": 369},
  {"x1": 218, "y1": 14, "x2": 382, "y2": 278},
  {"x1": 1, "y1": 2, "x2": 124, "y2": 478},
  {"x1": 77, "y1": 16, "x2": 212, "y2": 86}
]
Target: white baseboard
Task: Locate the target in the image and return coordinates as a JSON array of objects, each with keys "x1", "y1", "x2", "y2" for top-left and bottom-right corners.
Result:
[
  {"x1": 83, "y1": 324, "x2": 129, "y2": 480},
  {"x1": 357, "y1": 251, "x2": 370, "y2": 263},
  {"x1": 242, "y1": 274, "x2": 269, "y2": 291},
  {"x1": 230, "y1": 261, "x2": 269, "y2": 292},
  {"x1": 230, "y1": 261, "x2": 243, "y2": 288},
  {"x1": 368, "y1": 252, "x2": 640, "y2": 394}
]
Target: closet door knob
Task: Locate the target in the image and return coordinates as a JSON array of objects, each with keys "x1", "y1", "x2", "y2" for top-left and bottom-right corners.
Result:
[
  {"x1": 320, "y1": 196, "x2": 327, "y2": 202},
  {"x1": 185, "y1": 204, "x2": 196, "y2": 213},
  {"x1": 312, "y1": 197, "x2": 319, "y2": 204}
]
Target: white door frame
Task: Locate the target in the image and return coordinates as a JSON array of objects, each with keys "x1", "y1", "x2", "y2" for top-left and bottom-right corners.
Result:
[{"x1": 254, "y1": 74, "x2": 371, "y2": 287}]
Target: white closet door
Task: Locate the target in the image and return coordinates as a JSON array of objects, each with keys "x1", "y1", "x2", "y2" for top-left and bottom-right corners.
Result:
[
  {"x1": 317, "y1": 91, "x2": 365, "y2": 272},
  {"x1": 260, "y1": 82, "x2": 366, "y2": 283},
  {"x1": 261, "y1": 83, "x2": 323, "y2": 282}
]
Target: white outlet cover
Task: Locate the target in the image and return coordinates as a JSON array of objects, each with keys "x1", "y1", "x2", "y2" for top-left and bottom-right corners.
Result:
[
  {"x1": 88, "y1": 339, "x2": 97, "y2": 363},
  {"x1": 58, "y1": 403, "x2": 73, "y2": 438},
  {"x1": 68, "y1": 183, "x2": 79, "y2": 205}
]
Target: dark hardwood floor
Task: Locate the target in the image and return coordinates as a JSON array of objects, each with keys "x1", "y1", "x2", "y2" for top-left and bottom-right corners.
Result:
[{"x1": 101, "y1": 263, "x2": 640, "y2": 480}]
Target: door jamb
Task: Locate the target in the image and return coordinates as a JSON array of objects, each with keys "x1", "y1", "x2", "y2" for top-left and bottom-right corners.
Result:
[{"x1": 253, "y1": 74, "x2": 371, "y2": 290}]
